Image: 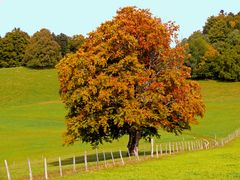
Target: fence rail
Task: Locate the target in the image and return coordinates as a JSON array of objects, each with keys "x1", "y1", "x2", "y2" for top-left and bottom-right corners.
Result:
[{"x1": 2, "y1": 128, "x2": 240, "y2": 180}]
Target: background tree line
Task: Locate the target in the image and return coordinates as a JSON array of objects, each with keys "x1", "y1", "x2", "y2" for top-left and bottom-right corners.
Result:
[
  {"x1": 183, "y1": 10, "x2": 240, "y2": 81},
  {"x1": 0, "y1": 28, "x2": 85, "y2": 68},
  {"x1": 2, "y1": 10, "x2": 240, "y2": 81}
]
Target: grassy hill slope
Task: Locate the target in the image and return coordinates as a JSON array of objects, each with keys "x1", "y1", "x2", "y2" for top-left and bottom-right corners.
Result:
[{"x1": 0, "y1": 67, "x2": 239, "y2": 162}]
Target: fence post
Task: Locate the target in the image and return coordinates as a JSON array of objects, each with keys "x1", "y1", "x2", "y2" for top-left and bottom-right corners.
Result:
[
  {"x1": 151, "y1": 138, "x2": 154, "y2": 157},
  {"x1": 103, "y1": 151, "x2": 107, "y2": 168},
  {"x1": 169, "y1": 142, "x2": 172, "y2": 155},
  {"x1": 176, "y1": 142, "x2": 178, "y2": 153},
  {"x1": 59, "y1": 157, "x2": 62, "y2": 177},
  {"x1": 197, "y1": 140, "x2": 199, "y2": 149},
  {"x1": 28, "y1": 159, "x2": 33, "y2": 180},
  {"x1": 110, "y1": 151, "x2": 115, "y2": 166},
  {"x1": 119, "y1": 150, "x2": 125, "y2": 165},
  {"x1": 203, "y1": 141, "x2": 206, "y2": 149},
  {"x1": 127, "y1": 149, "x2": 131, "y2": 160},
  {"x1": 4, "y1": 160, "x2": 11, "y2": 180},
  {"x1": 160, "y1": 144, "x2": 163, "y2": 156},
  {"x1": 73, "y1": 156, "x2": 76, "y2": 173},
  {"x1": 165, "y1": 143, "x2": 168, "y2": 154},
  {"x1": 96, "y1": 149, "x2": 99, "y2": 167},
  {"x1": 134, "y1": 148, "x2": 139, "y2": 161},
  {"x1": 181, "y1": 141, "x2": 184, "y2": 152},
  {"x1": 44, "y1": 158, "x2": 48, "y2": 180},
  {"x1": 204, "y1": 139, "x2": 210, "y2": 149},
  {"x1": 84, "y1": 151, "x2": 88, "y2": 171},
  {"x1": 156, "y1": 145, "x2": 159, "y2": 158},
  {"x1": 188, "y1": 142, "x2": 191, "y2": 151}
]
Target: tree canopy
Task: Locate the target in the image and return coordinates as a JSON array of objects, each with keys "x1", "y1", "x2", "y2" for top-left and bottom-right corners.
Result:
[
  {"x1": 0, "y1": 28, "x2": 85, "y2": 69},
  {"x1": 56, "y1": 7, "x2": 205, "y2": 154},
  {"x1": 67, "y1": 34, "x2": 85, "y2": 53},
  {"x1": 53, "y1": 33, "x2": 70, "y2": 57},
  {"x1": 184, "y1": 11, "x2": 240, "y2": 81},
  {"x1": 24, "y1": 28, "x2": 61, "y2": 68},
  {"x1": 52, "y1": 33, "x2": 85, "y2": 57},
  {"x1": 0, "y1": 28, "x2": 29, "y2": 67}
]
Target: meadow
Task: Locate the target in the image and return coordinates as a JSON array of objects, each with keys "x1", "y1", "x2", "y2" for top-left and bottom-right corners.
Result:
[
  {"x1": 0, "y1": 67, "x2": 239, "y2": 179},
  {"x1": 53, "y1": 138, "x2": 240, "y2": 180}
]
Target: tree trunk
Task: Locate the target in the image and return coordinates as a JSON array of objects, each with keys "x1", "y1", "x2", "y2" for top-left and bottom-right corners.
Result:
[{"x1": 127, "y1": 130, "x2": 141, "y2": 156}]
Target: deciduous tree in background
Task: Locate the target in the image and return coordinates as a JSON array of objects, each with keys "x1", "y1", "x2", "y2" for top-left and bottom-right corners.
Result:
[
  {"x1": 53, "y1": 33, "x2": 86, "y2": 57},
  {"x1": 0, "y1": 28, "x2": 29, "y2": 67},
  {"x1": 53, "y1": 33, "x2": 69, "y2": 57},
  {"x1": 56, "y1": 7, "x2": 205, "y2": 154},
  {"x1": 67, "y1": 34, "x2": 85, "y2": 53},
  {"x1": 184, "y1": 11, "x2": 240, "y2": 81},
  {"x1": 183, "y1": 31, "x2": 219, "y2": 79},
  {"x1": 24, "y1": 28, "x2": 61, "y2": 68}
]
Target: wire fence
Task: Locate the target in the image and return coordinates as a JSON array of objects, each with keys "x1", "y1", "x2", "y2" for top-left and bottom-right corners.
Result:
[{"x1": 1, "y1": 128, "x2": 240, "y2": 180}]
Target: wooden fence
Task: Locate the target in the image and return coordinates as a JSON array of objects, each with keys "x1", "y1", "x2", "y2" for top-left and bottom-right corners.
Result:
[{"x1": 2, "y1": 128, "x2": 240, "y2": 180}]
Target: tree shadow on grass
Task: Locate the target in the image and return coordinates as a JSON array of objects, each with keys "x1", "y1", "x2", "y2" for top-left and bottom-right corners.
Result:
[{"x1": 49, "y1": 150, "x2": 155, "y2": 167}]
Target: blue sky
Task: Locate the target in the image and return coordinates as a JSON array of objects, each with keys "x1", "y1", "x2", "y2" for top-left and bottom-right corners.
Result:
[{"x1": 0, "y1": 0, "x2": 239, "y2": 40}]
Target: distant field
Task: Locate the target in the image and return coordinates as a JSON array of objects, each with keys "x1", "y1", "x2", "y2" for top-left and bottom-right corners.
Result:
[{"x1": 0, "y1": 67, "x2": 239, "y2": 163}]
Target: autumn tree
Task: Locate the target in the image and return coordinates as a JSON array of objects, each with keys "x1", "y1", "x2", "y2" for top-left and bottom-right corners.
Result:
[
  {"x1": 0, "y1": 28, "x2": 29, "y2": 67},
  {"x1": 24, "y1": 28, "x2": 61, "y2": 68},
  {"x1": 56, "y1": 7, "x2": 205, "y2": 154}
]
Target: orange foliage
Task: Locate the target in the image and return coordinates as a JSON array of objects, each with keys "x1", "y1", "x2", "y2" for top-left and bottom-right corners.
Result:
[{"x1": 56, "y1": 6, "x2": 205, "y2": 147}]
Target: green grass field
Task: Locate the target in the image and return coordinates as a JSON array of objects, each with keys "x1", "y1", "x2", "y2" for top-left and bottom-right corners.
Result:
[
  {"x1": 0, "y1": 67, "x2": 239, "y2": 179},
  {"x1": 53, "y1": 137, "x2": 240, "y2": 180}
]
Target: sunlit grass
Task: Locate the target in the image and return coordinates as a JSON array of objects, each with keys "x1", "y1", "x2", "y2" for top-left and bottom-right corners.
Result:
[
  {"x1": 55, "y1": 137, "x2": 240, "y2": 180},
  {"x1": 0, "y1": 67, "x2": 239, "y2": 179}
]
